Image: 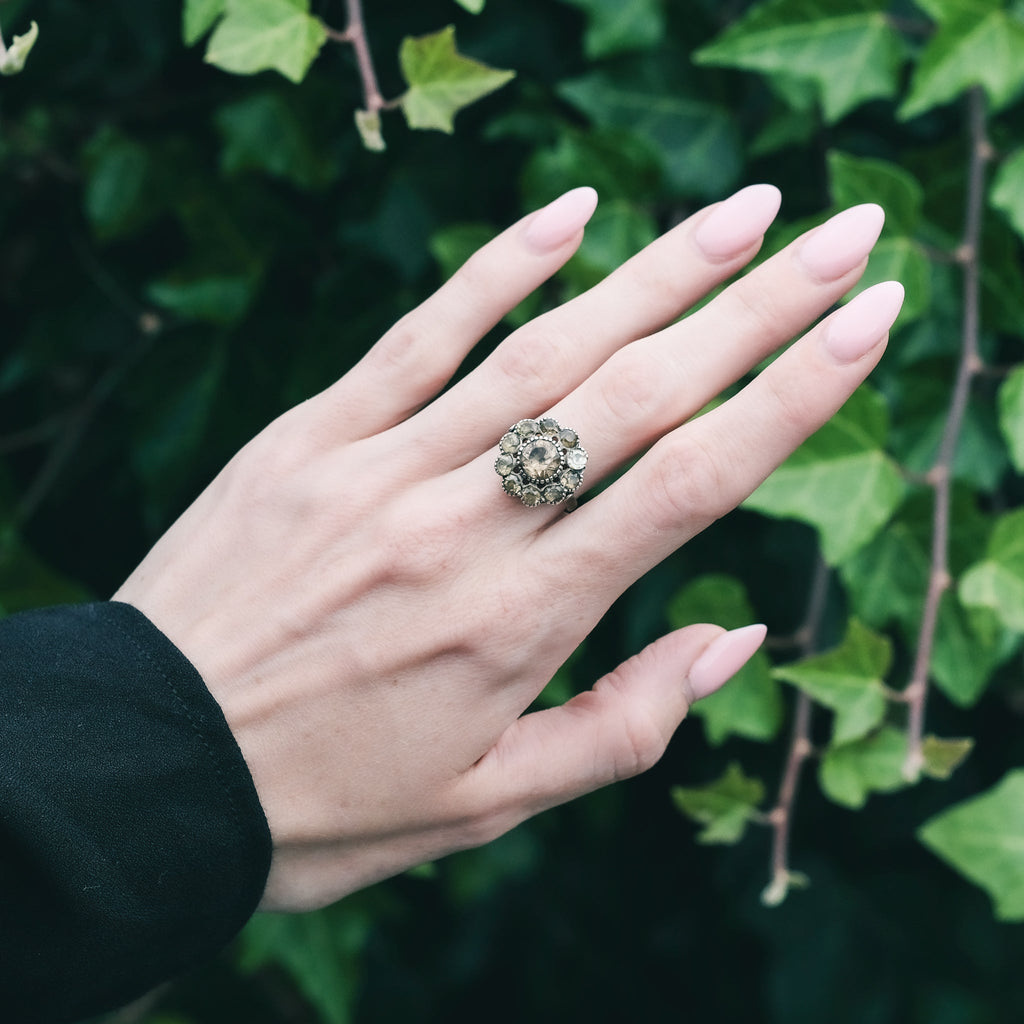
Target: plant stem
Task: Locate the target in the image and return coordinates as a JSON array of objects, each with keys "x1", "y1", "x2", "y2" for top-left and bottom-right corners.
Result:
[
  {"x1": 327, "y1": 0, "x2": 386, "y2": 114},
  {"x1": 765, "y1": 555, "x2": 829, "y2": 903},
  {"x1": 902, "y1": 86, "x2": 989, "y2": 780}
]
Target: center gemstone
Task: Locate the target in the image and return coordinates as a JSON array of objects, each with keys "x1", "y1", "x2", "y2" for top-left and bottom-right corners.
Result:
[{"x1": 521, "y1": 437, "x2": 560, "y2": 480}]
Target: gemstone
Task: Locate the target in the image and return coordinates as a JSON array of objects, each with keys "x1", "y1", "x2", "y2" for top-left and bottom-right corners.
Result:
[
  {"x1": 521, "y1": 485, "x2": 543, "y2": 507},
  {"x1": 559, "y1": 468, "x2": 582, "y2": 491},
  {"x1": 514, "y1": 418, "x2": 539, "y2": 437},
  {"x1": 558, "y1": 427, "x2": 578, "y2": 448},
  {"x1": 521, "y1": 437, "x2": 561, "y2": 480},
  {"x1": 543, "y1": 483, "x2": 567, "y2": 504},
  {"x1": 499, "y1": 432, "x2": 520, "y2": 454},
  {"x1": 539, "y1": 417, "x2": 560, "y2": 435},
  {"x1": 495, "y1": 454, "x2": 515, "y2": 476},
  {"x1": 503, "y1": 473, "x2": 523, "y2": 496},
  {"x1": 565, "y1": 447, "x2": 588, "y2": 471}
]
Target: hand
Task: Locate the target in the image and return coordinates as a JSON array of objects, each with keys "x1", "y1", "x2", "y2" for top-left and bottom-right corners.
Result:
[{"x1": 113, "y1": 184, "x2": 902, "y2": 912}]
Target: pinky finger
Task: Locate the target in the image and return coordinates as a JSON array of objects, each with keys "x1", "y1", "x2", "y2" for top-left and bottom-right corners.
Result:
[{"x1": 460, "y1": 623, "x2": 767, "y2": 830}]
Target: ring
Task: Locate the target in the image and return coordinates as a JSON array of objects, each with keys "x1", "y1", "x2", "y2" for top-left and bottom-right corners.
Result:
[{"x1": 494, "y1": 417, "x2": 589, "y2": 507}]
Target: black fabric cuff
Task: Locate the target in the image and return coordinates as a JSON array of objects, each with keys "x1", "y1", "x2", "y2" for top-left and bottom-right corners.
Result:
[{"x1": 0, "y1": 602, "x2": 272, "y2": 1023}]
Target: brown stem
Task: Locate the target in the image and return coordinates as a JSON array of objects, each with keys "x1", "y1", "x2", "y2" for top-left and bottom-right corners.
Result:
[
  {"x1": 329, "y1": 0, "x2": 386, "y2": 114},
  {"x1": 764, "y1": 555, "x2": 829, "y2": 903},
  {"x1": 902, "y1": 86, "x2": 988, "y2": 779}
]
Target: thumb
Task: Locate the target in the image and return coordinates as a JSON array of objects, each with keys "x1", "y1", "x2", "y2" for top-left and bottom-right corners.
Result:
[{"x1": 464, "y1": 623, "x2": 767, "y2": 828}]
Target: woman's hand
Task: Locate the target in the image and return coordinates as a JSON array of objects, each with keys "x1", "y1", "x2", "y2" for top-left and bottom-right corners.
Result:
[{"x1": 113, "y1": 184, "x2": 902, "y2": 912}]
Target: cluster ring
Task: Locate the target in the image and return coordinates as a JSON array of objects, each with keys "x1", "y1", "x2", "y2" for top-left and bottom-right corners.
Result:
[{"x1": 494, "y1": 417, "x2": 588, "y2": 508}]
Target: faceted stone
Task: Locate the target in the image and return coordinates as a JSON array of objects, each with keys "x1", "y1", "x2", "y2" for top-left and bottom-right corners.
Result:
[
  {"x1": 565, "y1": 447, "x2": 588, "y2": 471},
  {"x1": 499, "y1": 432, "x2": 520, "y2": 454},
  {"x1": 558, "y1": 427, "x2": 578, "y2": 448},
  {"x1": 559, "y1": 468, "x2": 582, "y2": 491},
  {"x1": 494, "y1": 454, "x2": 515, "y2": 476},
  {"x1": 514, "y1": 418, "x2": 539, "y2": 437},
  {"x1": 503, "y1": 473, "x2": 523, "y2": 496},
  {"x1": 521, "y1": 437, "x2": 560, "y2": 480},
  {"x1": 521, "y1": 485, "x2": 543, "y2": 507},
  {"x1": 539, "y1": 417, "x2": 560, "y2": 435},
  {"x1": 543, "y1": 483, "x2": 567, "y2": 504}
]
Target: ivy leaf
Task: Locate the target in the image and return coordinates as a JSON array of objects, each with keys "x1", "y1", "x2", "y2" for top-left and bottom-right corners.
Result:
[
  {"x1": 919, "y1": 770, "x2": 1024, "y2": 921},
  {"x1": 399, "y1": 26, "x2": 514, "y2": 133},
  {"x1": 183, "y1": 0, "x2": 225, "y2": 46},
  {"x1": 204, "y1": 0, "x2": 328, "y2": 84},
  {"x1": 670, "y1": 763, "x2": 765, "y2": 844},
  {"x1": 900, "y1": 1, "x2": 1024, "y2": 120},
  {"x1": 921, "y1": 735, "x2": 974, "y2": 780},
  {"x1": 694, "y1": 0, "x2": 904, "y2": 123},
  {"x1": 454, "y1": 0, "x2": 485, "y2": 12},
  {"x1": 0, "y1": 21, "x2": 39, "y2": 76},
  {"x1": 819, "y1": 726, "x2": 908, "y2": 809},
  {"x1": 743, "y1": 385, "x2": 906, "y2": 565},
  {"x1": 354, "y1": 109, "x2": 385, "y2": 152},
  {"x1": 667, "y1": 575, "x2": 782, "y2": 746},
  {"x1": 773, "y1": 619, "x2": 892, "y2": 745},
  {"x1": 556, "y1": 71, "x2": 741, "y2": 198},
  {"x1": 827, "y1": 150, "x2": 923, "y2": 236},
  {"x1": 990, "y1": 149, "x2": 1024, "y2": 243},
  {"x1": 932, "y1": 593, "x2": 1014, "y2": 707},
  {"x1": 960, "y1": 509, "x2": 1024, "y2": 633},
  {"x1": 559, "y1": 0, "x2": 665, "y2": 59},
  {"x1": 998, "y1": 364, "x2": 1024, "y2": 471}
]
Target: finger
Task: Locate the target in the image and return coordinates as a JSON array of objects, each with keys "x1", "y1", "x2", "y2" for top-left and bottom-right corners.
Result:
[
  {"x1": 407, "y1": 184, "x2": 783, "y2": 454},
  {"x1": 308, "y1": 188, "x2": 599, "y2": 443},
  {"x1": 458, "y1": 624, "x2": 766, "y2": 830},
  {"x1": 547, "y1": 280, "x2": 905, "y2": 593},
  {"x1": 539, "y1": 203, "x2": 886, "y2": 489}
]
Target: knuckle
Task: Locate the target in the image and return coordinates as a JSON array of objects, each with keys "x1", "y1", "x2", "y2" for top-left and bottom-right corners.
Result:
[
  {"x1": 594, "y1": 675, "x2": 670, "y2": 779},
  {"x1": 496, "y1": 321, "x2": 576, "y2": 398},
  {"x1": 375, "y1": 496, "x2": 468, "y2": 586},
  {"x1": 594, "y1": 347, "x2": 666, "y2": 426},
  {"x1": 727, "y1": 275, "x2": 789, "y2": 341},
  {"x1": 646, "y1": 435, "x2": 733, "y2": 531}
]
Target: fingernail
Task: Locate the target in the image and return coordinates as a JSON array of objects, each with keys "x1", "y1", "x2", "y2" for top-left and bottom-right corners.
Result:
[
  {"x1": 798, "y1": 204, "x2": 885, "y2": 282},
  {"x1": 693, "y1": 184, "x2": 782, "y2": 260},
  {"x1": 687, "y1": 624, "x2": 767, "y2": 702},
  {"x1": 822, "y1": 280, "x2": 905, "y2": 364},
  {"x1": 523, "y1": 187, "x2": 599, "y2": 253}
]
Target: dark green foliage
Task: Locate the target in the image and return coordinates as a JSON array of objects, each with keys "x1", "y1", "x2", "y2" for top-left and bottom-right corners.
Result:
[{"x1": 3, "y1": 0, "x2": 1024, "y2": 1021}]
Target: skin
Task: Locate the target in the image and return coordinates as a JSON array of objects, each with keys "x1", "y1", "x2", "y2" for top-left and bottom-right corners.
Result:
[{"x1": 114, "y1": 185, "x2": 903, "y2": 912}]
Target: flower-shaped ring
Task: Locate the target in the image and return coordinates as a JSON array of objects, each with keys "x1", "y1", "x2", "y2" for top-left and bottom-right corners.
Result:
[{"x1": 494, "y1": 417, "x2": 589, "y2": 507}]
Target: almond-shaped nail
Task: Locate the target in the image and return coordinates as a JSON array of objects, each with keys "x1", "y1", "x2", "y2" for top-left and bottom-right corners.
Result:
[
  {"x1": 822, "y1": 280, "x2": 905, "y2": 364},
  {"x1": 523, "y1": 187, "x2": 599, "y2": 253},
  {"x1": 693, "y1": 184, "x2": 782, "y2": 260},
  {"x1": 687, "y1": 624, "x2": 768, "y2": 702},
  {"x1": 798, "y1": 204, "x2": 885, "y2": 282}
]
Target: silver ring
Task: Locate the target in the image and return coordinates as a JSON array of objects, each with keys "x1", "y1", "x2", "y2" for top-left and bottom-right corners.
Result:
[{"x1": 494, "y1": 417, "x2": 588, "y2": 507}]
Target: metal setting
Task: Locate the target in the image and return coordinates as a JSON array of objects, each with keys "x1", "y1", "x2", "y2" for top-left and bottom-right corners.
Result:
[{"x1": 495, "y1": 417, "x2": 588, "y2": 507}]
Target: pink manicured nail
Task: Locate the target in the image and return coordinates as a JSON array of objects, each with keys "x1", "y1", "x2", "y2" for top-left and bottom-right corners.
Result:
[
  {"x1": 798, "y1": 204, "x2": 885, "y2": 281},
  {"x1": 687, "y1": 624, "x2": 768, "y2": 701},
  {"x1": 523, "y1": 187, "x2": 599, "y2": 253},
  {"x1": 693, "y1": 184, "x2": 782, "y2": 259},
  {"x1": 822, "y1": 281, "x2": 905, "y2": 364}
]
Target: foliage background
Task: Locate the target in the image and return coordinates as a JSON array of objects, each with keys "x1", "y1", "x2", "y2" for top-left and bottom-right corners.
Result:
[{"x1": 3, "y1": 0, "x2": 1024, "y2": 1021}]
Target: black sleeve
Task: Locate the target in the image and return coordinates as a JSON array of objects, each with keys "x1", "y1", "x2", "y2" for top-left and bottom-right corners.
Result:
[{"x1": 0, "y1": 602, "x2": 272, "y2": 1024}]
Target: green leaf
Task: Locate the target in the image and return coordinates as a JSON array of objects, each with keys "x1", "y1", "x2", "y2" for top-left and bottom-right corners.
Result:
[
  {"x1": 0, "y1": 20, "x2": 38, "y2": 76},
  {"x1": 429, "y1": 222, "x2": 495, "y2": 281},
  {"x1": 82, "y1": 128, "x2": 154, "y2": 241},
  {"x1": 147, "y1": 274, "x2": 259, "y2": 326},
  {"x1": 990, "y1": 149, "x2": 1024, "y2": 243},
  {"x1": 694, "y1": 0, "x2": 904, "y2": 123},
  {"x1": 919, "y1": 769, "x2": 1024, "y2": 921},
  {"x1": 556, "y1": 71, "x2": 741, "y2": 198},
  {"x1": 214, "y1": 91, "x2": 339, "y2": 188},
  {"x1": 670, "y1": 763, "x2": 765, "y2": 844},
  {"x1": 819, "y1": 726, "x2": 908, "y2": 809},
  {"x1": 743, "y1": 385, "x2": 906, "y2": 565},
  {"x1": 455, "y1": 0, "x2": 485, "y2": 11},
  {"x1": 183, "y1": 0, "x2": 224, "y2": 46},
  {"x1": 667, "y1": 575, "x2": 782, "y2": 746},
  {"x1": 559, "y1": 0, "x2": 664, "y2": 59},
  {"x1": 931, "y1": 593, "x2": 1011, "y2": 707},
  {"x1": 773, "y1": 619, "x2": 892, "y2": 745},
  {"x1": 960, "y1": 508, "x2": 1024, "y2": 633},
  {"x1": 827, "y1": 150, "x2": 923, "y2": 236},
  {"x1": 561, "y1": 199, "x2": 657, "y2": 296},
  {"x1": 998, "y1": 364, "x2": 1024, "y2": 471},
  {"x1": 399, "y1": 26, "x2": 514, "y2": 134},
  {"x1": 354, "y1": 109, "x2": 385, "y2": 152},
  {"x1": 921, "y1": 735, "x2": 974, "y2": 780},
  {"x1": 204, "y1": 0, "x2": 327, "y2": 84},
  {"x1": 900, "y1": 3, "x2": 1024, "y2": 120},
  {"x1": 239, "y1": 903, "x2": 372, "y2": 1024}
]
